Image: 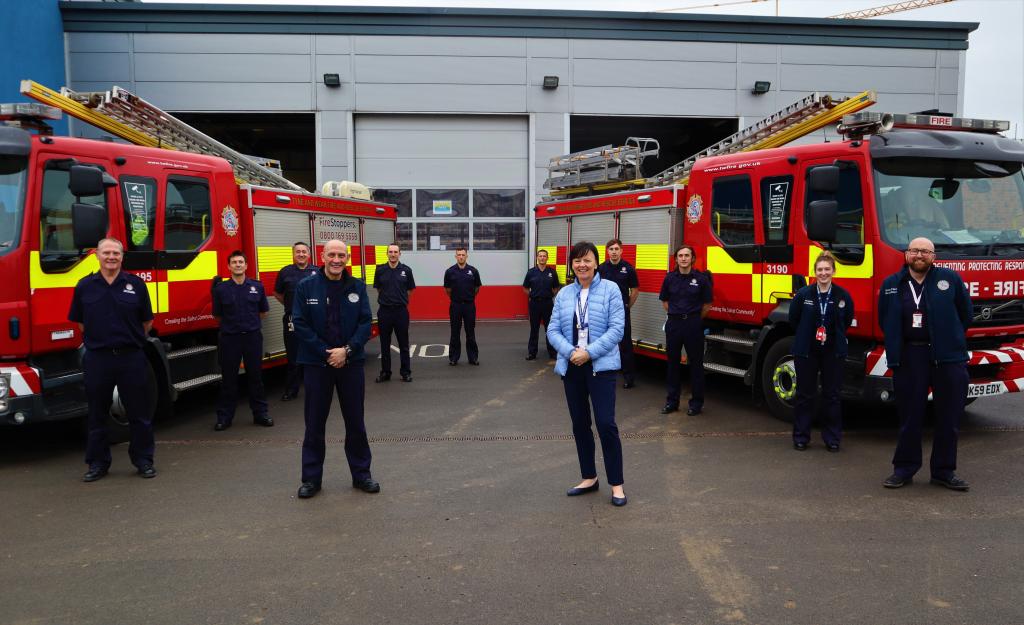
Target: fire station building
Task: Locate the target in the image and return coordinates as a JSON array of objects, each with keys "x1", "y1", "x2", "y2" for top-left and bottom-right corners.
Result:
[{"x1": 48, "y1": 2, "x2": 975, "y2": 319}]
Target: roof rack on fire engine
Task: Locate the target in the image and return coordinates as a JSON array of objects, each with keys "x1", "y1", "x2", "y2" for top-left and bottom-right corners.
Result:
[
  {"x1": 20, "y1": 80, "x2": 304, "y2": 191},
  {"x1": 544, "y1": 137, "x2": 660, "y2": 194},
  {"x1": 646, "y1": 90, "x2": 878, "y2": 188}
]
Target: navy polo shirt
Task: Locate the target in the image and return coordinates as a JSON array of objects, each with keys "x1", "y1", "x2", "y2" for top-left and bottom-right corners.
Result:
[
  {"x1": 274, "y1": 263, "x2": 319, "y2": 314},
  {"x1": 212, "y1": 278, "x2": 269, "y2": 335},
  {"x1": 901, "y1": 279, "x2": 930, "y2": 342},
  {"x1": 373, "y1": 262, "x2": 416, "y2": 307},
  {"x1": 325, "y1": 278, "x2": 347, "y2": 347},
  {"x1": 659, "y1": 269, "x2": 713, "y2": 316},
  {"x1": 523, "y1": 266, "x2": 560, "y2": 300},
  {"x1": 597, "y1": 259, "x2": 639, "y2": 305},
  {"x1": 444, "y1": 264, "x2": 482, "y2": 303},
  {"x1": 68, "y1": 271, "x2": 154, "y2": 350}
]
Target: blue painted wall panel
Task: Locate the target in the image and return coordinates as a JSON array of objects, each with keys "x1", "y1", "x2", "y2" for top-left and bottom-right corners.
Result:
[{"x1": 0, "y1": 0, "x2": 68, "y2": 135}]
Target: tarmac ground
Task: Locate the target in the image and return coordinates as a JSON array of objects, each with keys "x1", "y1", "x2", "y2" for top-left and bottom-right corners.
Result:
[{"x1": 2, "y1": 320, "x2": 1023, "y2": 625}]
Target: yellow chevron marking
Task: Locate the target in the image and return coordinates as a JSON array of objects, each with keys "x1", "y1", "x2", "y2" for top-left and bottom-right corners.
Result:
[
  {"x1": 257, "y1": 246, "x2": 294, "y2": 274},
  {"x1": 809, "y1": 244, "x2": 873, "y2": 279},
  {"x1": 167, "y1": 250, "x2": 219, "y2": 283},
  {"x1": 30, "y1": 252, "x2": 99, "y2": 289},
  {"x1": 761, "y1": 274, "x2": 792, "y2": 304},
  {"x1": 634, "y1": 244, "x2": 669, "y2": 271},
  {"x1": 157, "y1": 281, "x2": 169, "y2": 313},
  {"x1": 706, "y1": 246, "x2": 753, "y2": 275}
]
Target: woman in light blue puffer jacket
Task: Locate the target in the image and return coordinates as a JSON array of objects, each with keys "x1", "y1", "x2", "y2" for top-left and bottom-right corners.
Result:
[{"x1": 547, "y1": 241, "x2": 628, "y2": 507}]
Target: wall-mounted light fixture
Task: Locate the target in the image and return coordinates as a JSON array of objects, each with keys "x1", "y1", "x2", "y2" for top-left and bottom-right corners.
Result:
[
  {"x1": 751, "y1": 81, "x2": 771, "y2": 95},
  {"x1": 323, "y1": 73, "x2": 342, "y2": 88},
  {"x1": 542, "y1": 76, "x2": 560, "y2": 90}
]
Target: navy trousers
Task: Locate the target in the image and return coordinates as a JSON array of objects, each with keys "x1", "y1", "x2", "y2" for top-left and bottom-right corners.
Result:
[
  {"x1": 892, "y1": 343, "x2": 968, "y2": 480},
  {"x1": 282, "y1": 315, "x2": 303, "y2": 396},
  {"x1": 563, "y1": 363, "x2": 623, "y2": 486},
  {"x1": 378, "y1": 305, "x2": 411, "y2": 376},
  {"x1": 527, "y1": 298, "x2": 556, "y2": 358},
  {"x1": 301, "y1": 363, "x2": 372, "y2": 486},
  {"x1": 793, "y1": 344, "x2": 843, "y2": 446},
  {"x1": 619, "y1": 308, "x2": 636, "y2": 384},
  {"x1": 665, "y1": 316, "x2": 705, "y2": 410},
  {"x1": 216, "y1": 331, "x2": 268, "y2": 425},
  {"x1": 449, "y1": 301, "x2": 478, "y2": 363},
  {"x1": 83, "y1": 349, "x2": 153, "y2": 469}
]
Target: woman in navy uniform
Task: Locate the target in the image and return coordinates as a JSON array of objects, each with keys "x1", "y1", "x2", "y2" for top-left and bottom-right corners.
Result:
[
  {"x1": 547, "y1": 241, "x2": 628, "y2": 507},
  {"x1": 212, "y1": 250, "x2": 271, "y2": 431},
  {"x1": 373, "y1": 243, "x2": 416, "y2": 383},
  {"x1": 788, "y1": 251, "x2": 854, "y2": 451},
  {"x1": 522, "y1": 249, "x2": 560, "y2": 360},
  {"x1": 292, "y1": 239, "x2": 378, "y2": 499},
  {"x1": 659, "y1": 245, "x2": 713, "y2": 416},
  {"x1": 273, "y1": 242, "x2": 318, "y2": 401},
  {"x1": 68, "y1": 238, "x2": 156, "y2": 482}
]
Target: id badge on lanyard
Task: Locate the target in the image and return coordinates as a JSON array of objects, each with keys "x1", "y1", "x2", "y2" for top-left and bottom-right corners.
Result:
[
  {"x1": 909, "y1": 281, "x2": 925, "y2": 328},
  {"x1": 576, "y1": 291, "x2": 589, "y2": 348},
  {"x1": 816, "y1": 285, "x2": 831, "y2": 345}
]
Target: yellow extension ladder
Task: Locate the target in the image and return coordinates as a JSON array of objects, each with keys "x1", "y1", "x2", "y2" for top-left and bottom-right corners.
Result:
[{"x1": 20, "y1": 79, "x2": 303, "y2": 191}]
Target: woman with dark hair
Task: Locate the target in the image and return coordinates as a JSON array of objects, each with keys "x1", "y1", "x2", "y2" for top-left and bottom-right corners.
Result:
[
  {"x1": 659, "y1": 244, "x2": 713, "y2": 416},
  {"x1": 788, "y1": 251, "x2": 855, "y2": 452},
  {"x1": 547, "y1": 241, "x2": 628, "y2": 506}
]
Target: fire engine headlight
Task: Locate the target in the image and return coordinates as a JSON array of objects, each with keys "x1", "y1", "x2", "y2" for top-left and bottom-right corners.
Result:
[{"x1": 0, "y1": 374, "x2": 9, "y2": 399}]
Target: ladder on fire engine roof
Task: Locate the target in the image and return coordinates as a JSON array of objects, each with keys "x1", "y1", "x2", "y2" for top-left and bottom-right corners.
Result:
[
  {"x1": 544, "y1": 89, "x2": 877, "y2": 197},
  {"x1": 20, "y1": 80, "x2": 304, "y2": 191}
]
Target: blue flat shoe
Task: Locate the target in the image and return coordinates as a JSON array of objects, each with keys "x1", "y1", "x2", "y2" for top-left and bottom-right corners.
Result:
[
  {"x1": 566, "y1": 481, "x2": 599, "y2": 496},
  {"x1": 611, "y1": 495, "x2": 628, "y2": 507}
]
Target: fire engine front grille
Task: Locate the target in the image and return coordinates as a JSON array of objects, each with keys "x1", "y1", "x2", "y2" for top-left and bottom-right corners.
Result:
[{"x1": 971, "y1": 299, "x2": 1024, "y2": 328}]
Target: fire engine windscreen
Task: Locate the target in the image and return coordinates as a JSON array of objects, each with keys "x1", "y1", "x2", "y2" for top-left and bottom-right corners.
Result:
[
  {"x1": 874, "y1": 158, "x2": 1024, "y2": 254},
  {"x1": 0, "y1": 156, "x2": 27, "y2": 255}
]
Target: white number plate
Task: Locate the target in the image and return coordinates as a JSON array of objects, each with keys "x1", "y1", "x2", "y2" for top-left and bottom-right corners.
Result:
[{"x1": 966, "y1": 382, "x2": 1005, "y2": 398}]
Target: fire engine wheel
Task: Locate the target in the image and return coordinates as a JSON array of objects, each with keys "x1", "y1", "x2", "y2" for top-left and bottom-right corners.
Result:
[
  {"x1": 108, "y1": 361, "x2": 158, "y2": 443},
  {"x1": 762, "y1": 336, "x2": 797, "y2": 423}
]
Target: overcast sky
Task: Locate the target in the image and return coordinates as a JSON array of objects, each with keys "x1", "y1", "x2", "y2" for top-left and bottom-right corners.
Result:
[{"x1": 148, "y1": 0, "x2": 1024, "y2": 137}]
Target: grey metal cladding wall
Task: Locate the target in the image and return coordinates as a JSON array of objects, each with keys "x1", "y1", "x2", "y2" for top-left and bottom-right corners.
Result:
[
  {"x1": 59, "y1": 3, "x2": 976, "y2": 50},
  {"x1": 619, "y1": 209, "x2": 672, "y2": 245}
]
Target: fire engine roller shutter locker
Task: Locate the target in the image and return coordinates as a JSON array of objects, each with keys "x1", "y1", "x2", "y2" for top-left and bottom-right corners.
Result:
[
  {"x1": 354, "y1": 114, "x2": 529, "y2": 320},
  {"x1": 361, "y1": 217, "x2": 396, "y2": 317},
  {"x1": 254, "y1": 208, "x2": 312, "y2": 358},
  {"x1": 570, "y1": 214, "x2": 614, "y2": 265},
  {"x1": 537, "y1": 216, "x2": 568, "y2": 284},
  {"x1": 618, "y1": 206, "x2": 686, "y2": 353}
]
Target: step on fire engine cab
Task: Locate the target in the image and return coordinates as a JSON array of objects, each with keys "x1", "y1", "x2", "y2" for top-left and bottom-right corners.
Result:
[
  {"x1": 0, "y1": 82, "x2": 396, "y2": 431},
  {"x1": 536, "y1": 93, "x2": 1024, "y2": 420}
]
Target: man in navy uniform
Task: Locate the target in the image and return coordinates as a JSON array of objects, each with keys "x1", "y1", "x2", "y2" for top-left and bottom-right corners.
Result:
[
  {"x1": 659, "y1": 245, "x2": 713, "y2": 416},
  {"x1": 274, "y1": 241, "x2": 318, "y2": 401},
  {"x1": 292, "y1": 239, "x2": 379, "y2": 498},
  {"x1": 597, "y1": 239, "x2": 640, "y2": 388},
  {"x1": 212, "y1": 250, "x2": 272, "y2": 431},
  {"x1": 69, "y1": 238, "x2": 156, "y2": 482},
  {"x1": 373, "y1": 243, "x2": 416, "y2": 383},
  {"x1": 879, "y1": 237, "x2": 972, "y2": 491},
  {"x1": 522, "y1": 249, "x2": 560, "y2": 360},
  {"x1": 444, "y1": 247, "x2": 482, "y2": 366}
]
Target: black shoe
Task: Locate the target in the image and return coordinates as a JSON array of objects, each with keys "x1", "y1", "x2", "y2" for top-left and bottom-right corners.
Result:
[
  {"x1": 82, "y1": 466, "x2": 108, "y2": 482},
  {"x1": 686, "y1": 407, "x2": 701, "y2": 416},
  {"x1": 214, "y1": 422, "x2": 231, "y2": 431},
  {"x1": 883, "y1": 473, "x2": 913, "y2": 489},
  {"x1": 566, "y1": 480, "x2": 599, "y2": 496},
  {"x1": 660, "y1": 404, "x2": 679, "y2": 415},
  {"x1": 280, "y1": 392, "x2": 297, "y2": 402},
  {"x1": 401, "y1": 373, "x2": 412, "y2": 382},
  {"x1": 793, "y1": 442, "x2": 808, "y2": 451},
  {"x1": 623, "y1": 381, "x2": 635, "y2": 389},
  {"x1": 611, "y1": 495, "x2": 628, "y2": 507},
  {"x1": 353, "y1": 477, "x2": 381, "y2": 493},
  {"x1": 297, "y1": 482, "x2": 321, "y2": 499},
  {"x1": 930, "y1": 474, "x2": 970, "y2": 491},
  {"x1": 826, "y1": 443, "x2": 840, "y2": 453},
  {"x1": 375, "y1": 372, "x2": 391, "y2": 383},
  {"x1": 253, "y1": 416, "x2": 274, "y2": 427},
  {"x1": 469, "y1": 360, "x2": 480, "y2": 366},
  {"x1": 137, "y1": 465, "x2": 157, "y2": 479},
  {"x1": 449, "y1": 360, "x2": 458, "y2": 366},
  {"x1": 526, "y1": 354, "x2": 537, "y2": 361}
]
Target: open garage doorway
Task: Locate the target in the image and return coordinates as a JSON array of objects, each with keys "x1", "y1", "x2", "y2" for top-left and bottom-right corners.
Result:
[
  {"x1": 172, "y1": 113, "x2": 316, "y2": 192},
  {"x1": 570, "y1": 115, "x2": 739, "y2": 180}
]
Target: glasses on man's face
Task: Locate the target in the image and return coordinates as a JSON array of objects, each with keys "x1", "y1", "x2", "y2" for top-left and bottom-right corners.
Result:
[{"x1": 906, "y1": 248, "x2": 935, "y2": 256}]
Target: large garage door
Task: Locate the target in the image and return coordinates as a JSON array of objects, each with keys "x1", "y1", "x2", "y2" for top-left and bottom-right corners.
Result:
[{"x1": 354, "y1": 114, "x2": 528, "y2": 287}]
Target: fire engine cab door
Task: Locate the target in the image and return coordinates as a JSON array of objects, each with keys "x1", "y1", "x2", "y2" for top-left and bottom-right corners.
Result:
[
  {"x1": 759, "y1": 175, "x2": 798, "y2": 308},
  {"x1": 153, "y1": 172, "x2": 218, "y2": 319},
  {"x1": 707, "y1": 174, "x2": 762, "y2": 320}
]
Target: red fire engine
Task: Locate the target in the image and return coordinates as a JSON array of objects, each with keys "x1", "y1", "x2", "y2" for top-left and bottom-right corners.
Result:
[
  {"x1": 0, "y1": 84, "x2": 396, "y2": 433},
  {"x1": 535, "y1": 93, "x2": 1024, "y2": 420}
]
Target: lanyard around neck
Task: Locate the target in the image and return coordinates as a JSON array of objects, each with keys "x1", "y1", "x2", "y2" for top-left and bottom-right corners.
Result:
[
  {"x1": 818, "y1": 284, "x2": 832, "y2": 319},
  {"x1": 908, "y1": 280, "x2": 924, "y2": 310},
  {"x1": 576, "y1": 288, "x2": 589, "y2": 329}
]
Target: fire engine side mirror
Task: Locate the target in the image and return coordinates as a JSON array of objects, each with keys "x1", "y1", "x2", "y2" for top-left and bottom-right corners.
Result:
[
  {"x1": 71, "y1": 202, "x2": 109, "y2": 250},
  {"x1": 806, "y1": 199, "x2": 838, "y2": 243},
  {"x1": 808, "y1": 165, "x2": 840, "y2": 195},
  {"x1": 68, "y1": 164, "x2": 106, "y2": 198}
]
